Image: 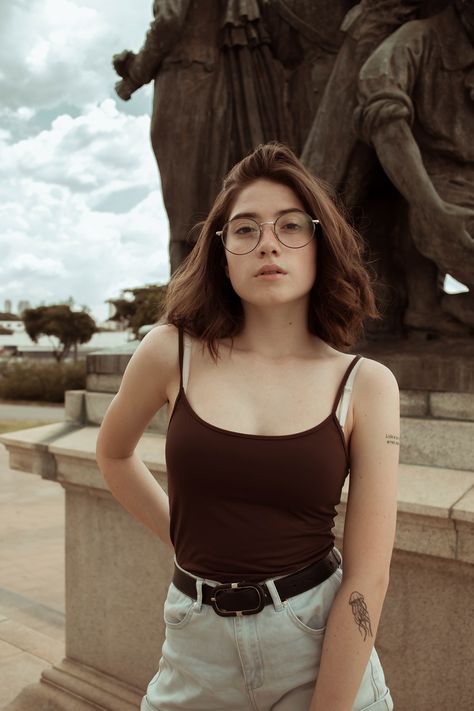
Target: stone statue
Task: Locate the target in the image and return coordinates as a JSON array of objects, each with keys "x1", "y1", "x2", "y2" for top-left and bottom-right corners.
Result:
[
  {"x1": 113, "y1": 0, "x2": 288, "y2": 275},
  {"x1": 260, "y1": 0, "x2": 357, "y2": 153},
  {"x1": 298, "y1": 1, "x2": 427, "y2": 338},
  {"x1": 301, "y1": 0, "x2": 423, "y2": 199},
  {"x1": 113, "y1": 0, "x2": 473, "y2": 339},
  {"x1": 356, "y1": 0, "x2": 474, "y2": 333}
]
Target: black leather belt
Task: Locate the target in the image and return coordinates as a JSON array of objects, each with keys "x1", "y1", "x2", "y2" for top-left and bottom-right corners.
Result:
[{"x1": 172, "y1": 548, "x2": 341, "y2": 617}]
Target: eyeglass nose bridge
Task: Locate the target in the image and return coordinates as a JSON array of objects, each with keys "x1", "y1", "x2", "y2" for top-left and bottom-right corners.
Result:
[{"x1": 258, "y1": 220, "x2": 280, "y2": 243}]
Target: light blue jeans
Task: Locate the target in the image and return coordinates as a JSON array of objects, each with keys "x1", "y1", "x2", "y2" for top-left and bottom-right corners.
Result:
[{"x1": 141, "y1": 548, "x2": 394, "y2": 710}]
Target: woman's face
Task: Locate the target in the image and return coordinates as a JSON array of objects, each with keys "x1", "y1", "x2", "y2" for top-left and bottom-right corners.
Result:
[{"x1": 223, "y1": 178, "x2": 317, "y2": 311}]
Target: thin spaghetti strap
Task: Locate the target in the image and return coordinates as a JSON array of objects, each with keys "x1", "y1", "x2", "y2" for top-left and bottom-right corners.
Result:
[
  {"x1": 182, "y1": 332, "x2": 192, "y2": 393},
  {"x1": 331, "y1": 355, "x2": 362, "y2": 414},
  {"x1": 178, "y1": 325, "x2": 184, "y2": 391}
]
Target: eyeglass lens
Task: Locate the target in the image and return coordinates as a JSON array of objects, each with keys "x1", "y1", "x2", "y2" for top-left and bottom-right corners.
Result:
[{"x1": 222, "y1": 212, "x2": 315, "y2": 255}]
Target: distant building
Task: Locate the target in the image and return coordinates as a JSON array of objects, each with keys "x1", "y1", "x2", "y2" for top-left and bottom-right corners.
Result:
[
  {"x1": 17, "y1": 300, "x2": 31, "y2": 315},
  {"x1": 0, "y1": 312, "x2": 23, "y2": 331}
]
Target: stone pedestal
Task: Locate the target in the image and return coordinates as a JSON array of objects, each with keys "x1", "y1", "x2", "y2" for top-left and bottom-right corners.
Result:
[{"x1": 1, "y1": 338, "x2": 474, "y2": 711}]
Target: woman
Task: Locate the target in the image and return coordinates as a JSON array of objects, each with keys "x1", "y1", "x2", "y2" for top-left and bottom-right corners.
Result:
[{"x1": 96, "y1": 143, "x2": 399, "y2": 710}]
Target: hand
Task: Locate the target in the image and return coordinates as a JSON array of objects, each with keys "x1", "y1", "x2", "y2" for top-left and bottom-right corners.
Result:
[
  {"x1": 114, "y1": 78, "x2": 136, "y2": 101},
  {"x1": 112, "y1": 50, "x2": 135, "y2": 78},
  {"x1": 409, "y1": 199, "x2": 474, "y2": 257}
]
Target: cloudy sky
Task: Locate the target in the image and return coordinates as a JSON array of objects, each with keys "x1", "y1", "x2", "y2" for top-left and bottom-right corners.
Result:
[{"x1": 0, "y1": 0, "x2": 169, "y2": 323}]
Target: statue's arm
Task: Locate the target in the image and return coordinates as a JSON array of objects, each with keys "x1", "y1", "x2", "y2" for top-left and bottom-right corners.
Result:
[
  {"x1": 355, "y1": 21, "x2": 438, "y2": 210},
  {"x1": 370, "y1": 119, "x2": 442, "y2": 212},
  {"x1": 113, "y1": 0, "x2": 192, "y2": 97},
  {"x1": 356, "y1": 21, "x2": 474, "y2": 245}
]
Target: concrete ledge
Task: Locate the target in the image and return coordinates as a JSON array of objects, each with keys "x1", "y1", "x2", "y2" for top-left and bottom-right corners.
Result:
[
  {"x1": 42, "y1": 658, "x2": 143, "y2": 709},
  {"x1": 336, "y1": 462, "x2": 474, "y2": 563},
  {"x1": 0, "y1": 424, "x2": 166, "y2": 490},
  {"x1": 86, "y1": 373, "x2": 123, "y2": 394},
  {"x1": 84, "y1": 391, "x2": 168, "y2": 433},
  {"x1": 430, "y1": 391, "x2": 474, "y2": 420},
  {"x1": 400, "y1": 416, "x2": 474, "y2": 471},
  {"x1": 64, "y1": 391, "x2": 85, "y2": 424},
  {"x1": 4, "y1": 658, "x2": 142, "y2": 711},
  {"x1": 84, "y1": 392, "x2": 113, "y2": 426},
  {"x1": 400, "y1": 390, "x2": 429, "y2": 417},
  {"x1": 358, "y1": 339, "x2": 474, "y2": 392}
]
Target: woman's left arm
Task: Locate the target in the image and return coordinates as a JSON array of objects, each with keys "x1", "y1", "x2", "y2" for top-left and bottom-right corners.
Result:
[{"x1": 309, "y1": 359, "x2": 400, "y2": 711}]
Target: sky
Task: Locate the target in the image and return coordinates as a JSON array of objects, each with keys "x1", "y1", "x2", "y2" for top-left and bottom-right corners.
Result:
[{"x1": 0, "y1": 0, "x2": 169, "y2": 323}]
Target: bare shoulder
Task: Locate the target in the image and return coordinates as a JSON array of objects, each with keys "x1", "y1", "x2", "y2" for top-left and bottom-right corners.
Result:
[
  {"x1": 353, "y1": 356, "x2": 400, "y2": 412},
  {"x1": 356, "y1": 356, "x2": 399, "y2": 388},
  {"x1": 139, "y1": 323, "x2": 180, "y2": 372},
  {"x1": 118, "y1": 323, "x2": 180, "y2": 404}
]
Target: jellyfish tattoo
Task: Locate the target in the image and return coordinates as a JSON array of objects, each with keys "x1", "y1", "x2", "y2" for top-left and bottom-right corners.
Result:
[{"x1": 349, "y1": 591, "x2": 373, "y2": 641}]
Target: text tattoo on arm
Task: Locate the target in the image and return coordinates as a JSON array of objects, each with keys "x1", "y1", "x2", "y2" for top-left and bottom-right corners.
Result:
[
  {"x1": 349, "y1": 592, "x2": 373, "y2": 641},
  {"x1": 385, "y1": 434, "x2": 400, "y2": 446}
]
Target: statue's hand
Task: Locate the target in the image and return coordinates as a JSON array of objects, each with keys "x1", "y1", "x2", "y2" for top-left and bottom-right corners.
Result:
[
  {"x1": 114, "y1": 78, "x2": 136, "y2": 101},
  {"x1": 410, "y1": 200, "x2": 474, "y2": 255},
  {"x1": 433, "y1": 201, "x2": 474, "y2": 250},
  {"x1": 112, "y1": 50, "x2": 135, "y2": 78}
]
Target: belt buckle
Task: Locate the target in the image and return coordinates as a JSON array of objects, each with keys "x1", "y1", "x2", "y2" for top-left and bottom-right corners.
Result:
[{"x1": 210, "y1": 581, "x2": 266, "y2": 617}]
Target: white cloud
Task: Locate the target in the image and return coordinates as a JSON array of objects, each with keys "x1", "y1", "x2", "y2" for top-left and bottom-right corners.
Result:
[
  {"x1": 0, "y1": 98, "x2": 170, "y2": 322},
  {"x1": 1, "y1": 99, "x2": 156, "y2": 195},
  {"x1": 0, "y1": 0, "x2": 155, "y2": 113},
  {"x1": 10, "y1": 254, "x2": 68, "y2": 278},
  {"x1": 0, "y1": 1, "x2": 173, "y2": 323}
]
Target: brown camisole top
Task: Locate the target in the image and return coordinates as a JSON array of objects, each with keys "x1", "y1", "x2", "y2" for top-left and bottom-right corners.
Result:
[{"x1": 165, "y1": 326, "x2": 363, "y2": 583}]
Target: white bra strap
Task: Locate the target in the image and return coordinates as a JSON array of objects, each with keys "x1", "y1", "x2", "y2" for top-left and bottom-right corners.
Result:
[
  {"x1": 335, "y1": 358, "x2": 363, "y2": 430},
  {"x1": 182, "y1": 332, "x2": 192, "y2": 393}
]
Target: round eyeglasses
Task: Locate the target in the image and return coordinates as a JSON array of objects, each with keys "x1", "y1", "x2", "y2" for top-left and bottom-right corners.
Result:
[{"x1": 216, "y1": 211, "x2": 320, "y2": 255}]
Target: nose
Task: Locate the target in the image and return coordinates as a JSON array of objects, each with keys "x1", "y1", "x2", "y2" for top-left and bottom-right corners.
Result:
[{"x1": 259, "y1": 222, "x2": 281, "y2": 253}]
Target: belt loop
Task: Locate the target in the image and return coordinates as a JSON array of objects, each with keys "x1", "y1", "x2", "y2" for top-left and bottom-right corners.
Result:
[
  {"x1": 264, "y1": 578, "x2": 285, "y2": 612},
  {"x1": 195, "y1": 578, "x2": 204, "y2": 611}
]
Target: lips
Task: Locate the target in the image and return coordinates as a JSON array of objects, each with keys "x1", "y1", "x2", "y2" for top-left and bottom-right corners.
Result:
[{"x1": 255, "y1": 265, "x2": 287, "y2": 276}]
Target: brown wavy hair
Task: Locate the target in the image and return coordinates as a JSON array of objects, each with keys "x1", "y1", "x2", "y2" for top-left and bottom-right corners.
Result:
[{"x1": 163, "y1": 142, "x2": 381, "y2": 361}]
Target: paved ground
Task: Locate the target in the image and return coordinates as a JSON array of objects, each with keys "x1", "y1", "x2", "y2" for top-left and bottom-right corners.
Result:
[{"x1": 0, "y1": 405, "x2": 65, "y2": 709}]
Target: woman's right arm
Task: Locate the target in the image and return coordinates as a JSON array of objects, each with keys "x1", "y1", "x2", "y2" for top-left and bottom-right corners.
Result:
[{"x1": 95, "y1": 323, "x2": 179, "y2": 551}]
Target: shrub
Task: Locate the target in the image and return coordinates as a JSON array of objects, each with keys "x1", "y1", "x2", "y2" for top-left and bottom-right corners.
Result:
[{"x1": 0, "y1": 360, "x2": 86, "y2": 403}]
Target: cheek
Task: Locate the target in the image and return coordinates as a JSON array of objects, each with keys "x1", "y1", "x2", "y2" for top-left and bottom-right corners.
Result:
[{"x1": 302, "y1": 245, "x2": 317, "y2": 284}]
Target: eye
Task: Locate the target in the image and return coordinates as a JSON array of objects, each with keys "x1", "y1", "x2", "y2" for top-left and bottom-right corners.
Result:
[
  {"x1": 228, "y1": 220, "x2": 259, "y2": 237},
  {"x1": 281, "y1": 221, "x2": 301, "y2": 231},
  {"x1": 235, "y1": 225, "x2": 257, "y2": 235}
]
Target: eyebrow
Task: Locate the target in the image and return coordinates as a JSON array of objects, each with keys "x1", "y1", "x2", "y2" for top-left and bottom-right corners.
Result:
[{"x1": 229, "y1": 208, "x2": 305, "y2": 221}]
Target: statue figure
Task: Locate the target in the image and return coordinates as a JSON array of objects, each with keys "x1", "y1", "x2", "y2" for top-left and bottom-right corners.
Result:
[
  {"x1": 113, "y1": 1, "x2": 288, "y2": 275},
  {"x1": 113, "y1": 0, "x2": 473, "y2": 339},
  {"x1": 260, "y1": 0, "x2": 357, "y2": 153},
  {"x1": 301, "y1": 0, "x2": 423, "y2": 198},
  {"x1": 356, "y1": 0, "x2": 474, "y2": 332},
  {"x1": 299, "y1": 1, "x2": 428, "y2": 338}
]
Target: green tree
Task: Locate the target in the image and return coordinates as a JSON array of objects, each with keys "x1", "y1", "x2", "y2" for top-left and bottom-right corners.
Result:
[
  {"x1": 108, "y1": 283, "x2": 167, "y2": 339},
  {"x1": 22, "y1": 305, "x2": 97, "y2": 362}
]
